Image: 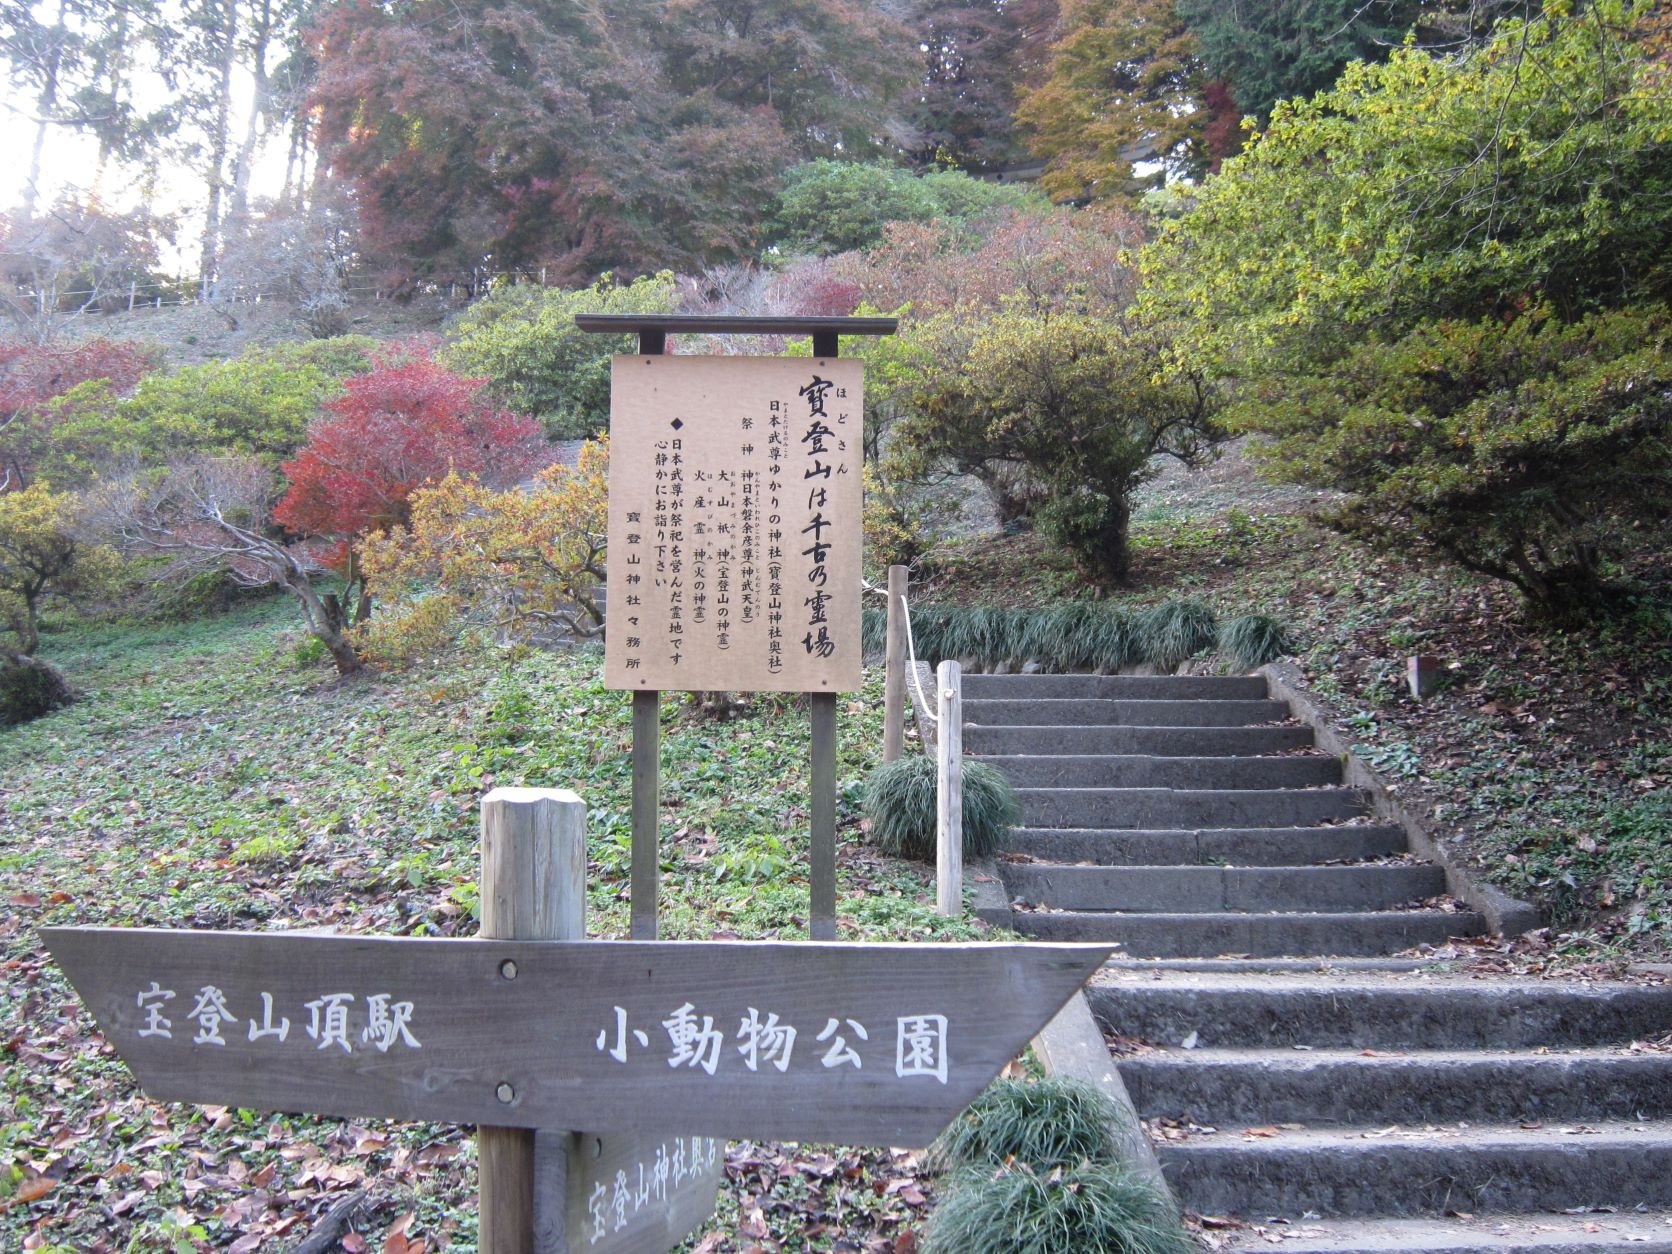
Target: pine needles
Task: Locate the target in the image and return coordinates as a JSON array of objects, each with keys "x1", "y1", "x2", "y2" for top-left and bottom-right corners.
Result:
[
  {"x1": 860, "y1": 599, "x2": 1294, "y2": 673},
  {"x1": 862, "y1": 755, "x2": 1019, "y2": 861}
]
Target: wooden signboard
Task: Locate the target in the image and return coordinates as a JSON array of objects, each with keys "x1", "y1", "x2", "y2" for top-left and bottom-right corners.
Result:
[
  {"x1": 44, "y1": 929, "x2": 1111, "y2": 1146},
  {"x1": 535, "y1": 1130, "x2": 726, "y2": 1254},
  {"x1": 604, "y1": 355, "x2": 864, "y2": 694}
]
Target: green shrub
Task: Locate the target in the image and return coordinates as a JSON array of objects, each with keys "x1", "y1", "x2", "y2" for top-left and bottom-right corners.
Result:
[
  {"x1": 0, "y1": 655, "x2": 74, "y2": 726},
  {"x1": 443, "y1": 274, "x2": 676, "y2": 439},
  {"x1": 36, "y1": 345, "x2": 374, "y2": 481},
  {"x1": 924, "y1": 1161, "x2": 1193, "y2": 1254},
  {"x1": 863, "y1": 754, "x2": 1018, "y2": 862},
  {"x1": 931, "y1": 1078, "x2": 1122, "y2": 1173},
  {"x1": 1220, "y1": 613, "x2": 1295, "y2": 670}
]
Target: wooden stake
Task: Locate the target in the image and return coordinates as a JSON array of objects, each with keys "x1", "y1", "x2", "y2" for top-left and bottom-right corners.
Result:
[
  {"x1": 883, "y1": 565, "x2": 908, "y2": 763},
  {"x1": 936, "y1": 661, "x2": 963, "y2": 918},
  {"x1": 810, "y1": 692, "x2": 838, "y2": 940},
  {"x1": 479, "y1": 787, "x2": 587, "y2": 1254},
  {"x1": 631, "y1": 690, "x2": 661, "y2": 941}
]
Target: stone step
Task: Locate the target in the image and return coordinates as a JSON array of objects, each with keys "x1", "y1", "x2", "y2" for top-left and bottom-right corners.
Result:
[
  {"x1": 1206, "y1": 1214, "x2": 1672, "y2": 1253},
  {"x1": 1121, "y1": 1048, "x2": 1672, "y2": 1126},
  {"x1": 1017, "y1": 909, "x2": 1484, "y2": 957},
  {"x1": 1087, "y1": 975, "x2": 1672, "y2": 1050},
  {"x1": 961, "y1": 673, "x2": 1270, "y2": 701},
  {"x1": 1004, "y1": 824, "x2": 1409, "y2": 866},
  {"x1": 1154, "y1": 1122, "x2": 1672, "y2": 1218},
  {"x1": 1017, "y1": 786, "x2": 1366, "y2": 829},
  {"x1": 977, "y1": 753, "x2": 1341, "y2": 790},
  {"x1": 965, "y1": 697, "x2": 1292, "y2": 727},
  {"x1": 964, "y1": 724, "x2": 1316, "y2": 757},
  {"x1": 1004, "y1": 864, "x2": 1446, "y2": 914}
]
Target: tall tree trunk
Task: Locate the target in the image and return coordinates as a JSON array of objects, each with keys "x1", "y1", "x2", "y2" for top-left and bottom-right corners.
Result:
[
  {"x1": 23, "y1": 0, "x2": 68, "y2": 219},
  {"x1": 199, "y1": 0, "x2": 240, "y2": 299},
  {"x1": 227, "y1": 0, "x2": 274, "y2": 234},
  {"x1": 91, "y1": 0, "x2": 134, "y2": 197}
]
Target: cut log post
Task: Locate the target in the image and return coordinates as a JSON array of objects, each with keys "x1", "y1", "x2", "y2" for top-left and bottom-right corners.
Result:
[
  {"x1": 936, "y1": 660, "x2": 963, "y2": 917},
  {"x1": 883, "y1": 565, "x2": 908, "y2": 763},
  {"x1": 479, "y1": 788, "x2": 587, "y2": 1254}
]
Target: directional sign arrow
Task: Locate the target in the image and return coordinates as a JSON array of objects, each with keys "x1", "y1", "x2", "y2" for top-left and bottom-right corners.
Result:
[{"x1": 45, "y1": 930, "x2": 1112, "y2": 1146}]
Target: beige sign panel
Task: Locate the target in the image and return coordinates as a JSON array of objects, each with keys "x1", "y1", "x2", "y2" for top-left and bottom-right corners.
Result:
[{"x1": 605, "y1": 355, "x2": 863, "y2": 693}]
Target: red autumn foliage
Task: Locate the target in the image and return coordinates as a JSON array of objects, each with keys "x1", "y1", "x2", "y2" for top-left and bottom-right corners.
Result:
[{"x1": 275, "y1": 357, "x2": 546, "y2": 543}]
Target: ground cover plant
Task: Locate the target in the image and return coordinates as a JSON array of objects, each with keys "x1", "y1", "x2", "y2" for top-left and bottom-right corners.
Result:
[{"x1": 0, "y1": 597, "x2": 990, "y2": 1250}]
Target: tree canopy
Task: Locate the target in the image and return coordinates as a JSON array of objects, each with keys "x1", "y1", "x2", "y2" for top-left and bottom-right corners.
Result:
[
  {"x1": 310, "y1": 0, "x2": 915, "y2": 286},
  {"x1": 1143, "y1": 0, "x2": 1672, "y2": 612}
]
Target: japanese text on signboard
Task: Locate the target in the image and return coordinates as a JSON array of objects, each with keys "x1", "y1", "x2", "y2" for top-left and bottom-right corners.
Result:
[{"x1": 605, "y1": 356, "x2": 862, "y2": 693}]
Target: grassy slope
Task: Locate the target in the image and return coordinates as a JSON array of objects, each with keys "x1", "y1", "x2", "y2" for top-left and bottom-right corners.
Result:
[
  {"x1": 1, "y1": 600, "x2": 983, "y2": 1250},
  {"x1": 919, "y1": 448, "x2": 1672, "y2": 965}
]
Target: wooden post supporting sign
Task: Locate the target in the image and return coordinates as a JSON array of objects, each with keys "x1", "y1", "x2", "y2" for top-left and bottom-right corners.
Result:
[
  {"x1": 479, "y1": 788, "x2": 586, "y2": 1253},
  {"x1": 582, "y1": 314, "x2": 897, "y2": 943}
]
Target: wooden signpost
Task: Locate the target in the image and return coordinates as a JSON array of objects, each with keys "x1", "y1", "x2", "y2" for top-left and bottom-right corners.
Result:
[
  {"x1": 43, "y1": 790, "x2": 1114, "y2": 1252},
  {"x1": 42, "y1": 928, "x2": 1109, "y2": 1143},
  {"x1": 577, "y1": 314, "x2": 898, "y2": 943}
]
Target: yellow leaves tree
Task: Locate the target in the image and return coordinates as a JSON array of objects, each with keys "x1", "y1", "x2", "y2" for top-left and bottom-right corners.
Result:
[
  {"x1": 357, "y1": 438, "x2": 609, "y2": 658},
  {"x1": 0, "y1": 482, "x2": 118, "y2": 658},
  {"x1": 1017, "y1": 0, "x2": 1206, "y2": 203}
]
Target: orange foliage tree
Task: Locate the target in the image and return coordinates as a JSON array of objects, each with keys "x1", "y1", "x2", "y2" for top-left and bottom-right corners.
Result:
[{"x1": 356, "y1": 437, "x2": 609, "y2": 660}]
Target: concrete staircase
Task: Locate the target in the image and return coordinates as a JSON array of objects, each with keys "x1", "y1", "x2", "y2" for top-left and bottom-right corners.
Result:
[
  {"x1": 968, "y1": 672, "x2": 1483, "y2": 958},
  {"x1": 968, "y1": 672, "x2": 1672, "y2": 1251}
]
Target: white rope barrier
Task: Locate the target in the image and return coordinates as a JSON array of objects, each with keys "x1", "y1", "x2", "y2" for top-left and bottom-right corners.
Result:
[{"x1": 900, "y1": 593, "x2": 938, "y2": 726}]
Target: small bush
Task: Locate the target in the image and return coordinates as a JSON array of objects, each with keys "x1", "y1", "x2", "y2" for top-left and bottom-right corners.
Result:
[
  {"x1": 290, "y1": 636, "x2": 330, "y2": 669},
  {"x1": 924, "y1": 1161, "x2": 1193, "y2": 1254},
  {"x1": 1220, "y1": 613, "x2": 1295, "y2": 670},
  {"x1": 0, "y1": 655, "x2": 74, "y2": 726},
  {"x1": 931, "y1": 1078, "x2": 1122, "y2": 1173},
  {"x1": 863, "y1": 754, "x2": 1018, "y2": 862}
]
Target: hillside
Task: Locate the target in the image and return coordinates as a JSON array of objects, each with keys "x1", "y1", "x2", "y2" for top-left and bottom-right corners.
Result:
[{"x1": 917, "y1": 443, "x2": 1672, "y2": 964}]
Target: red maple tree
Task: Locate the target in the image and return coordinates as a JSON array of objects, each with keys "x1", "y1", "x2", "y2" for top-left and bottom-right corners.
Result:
[{"x1": 275, "y1": 356, "x2": 546, "y2": 552}]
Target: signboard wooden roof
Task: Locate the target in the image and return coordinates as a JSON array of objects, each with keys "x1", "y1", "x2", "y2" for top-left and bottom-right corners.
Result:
[
  {"x1": 44, "y1": 929, "x2": 1111, "y2": 1147},
  {"x1": 604, "y1": 355, "x2": 863, "y2": 694}
]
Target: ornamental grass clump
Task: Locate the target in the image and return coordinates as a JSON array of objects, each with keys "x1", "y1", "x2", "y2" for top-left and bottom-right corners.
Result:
[
  {"x1": 863, "y1": 754, "x2": 1018, "y2": 861},
  {"x1": 923, "y1": 1160, "x2": 1194, "y2": 1254},
  {"x1": 1220, "y1": 613, "x2": 1295, "y2": 670},
  {"x1": 1139, "y1": 598, "x2": 1218, "y2": 672},
  {"x1": 924, "y1": 1078, "x2": 1192, "y2": 1254},
  {"x1": 862, "y1": 599, "x2": 1292, "y2": 673},
  {"x1": 930, "y1": 1078, "x2": 1119, "y2": 1172}
]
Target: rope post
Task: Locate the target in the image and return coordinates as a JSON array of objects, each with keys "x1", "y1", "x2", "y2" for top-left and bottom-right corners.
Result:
[
  {"x1": 883, "y1": 565, "x2": 909, "y2": 763},
  {"x1": 935, "y1": 660, "x2": 963, "y2": 918}
]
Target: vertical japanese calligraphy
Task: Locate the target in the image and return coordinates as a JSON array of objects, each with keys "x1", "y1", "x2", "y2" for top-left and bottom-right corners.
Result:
[{"x1": 606, "y1": 357, "x2": 862, "y2": 693}]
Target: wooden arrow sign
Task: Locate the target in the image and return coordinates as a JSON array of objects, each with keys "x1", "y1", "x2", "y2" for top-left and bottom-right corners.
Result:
[{"x1": 44, "y1": 929, "x2": 1111, "y2": 1146}]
